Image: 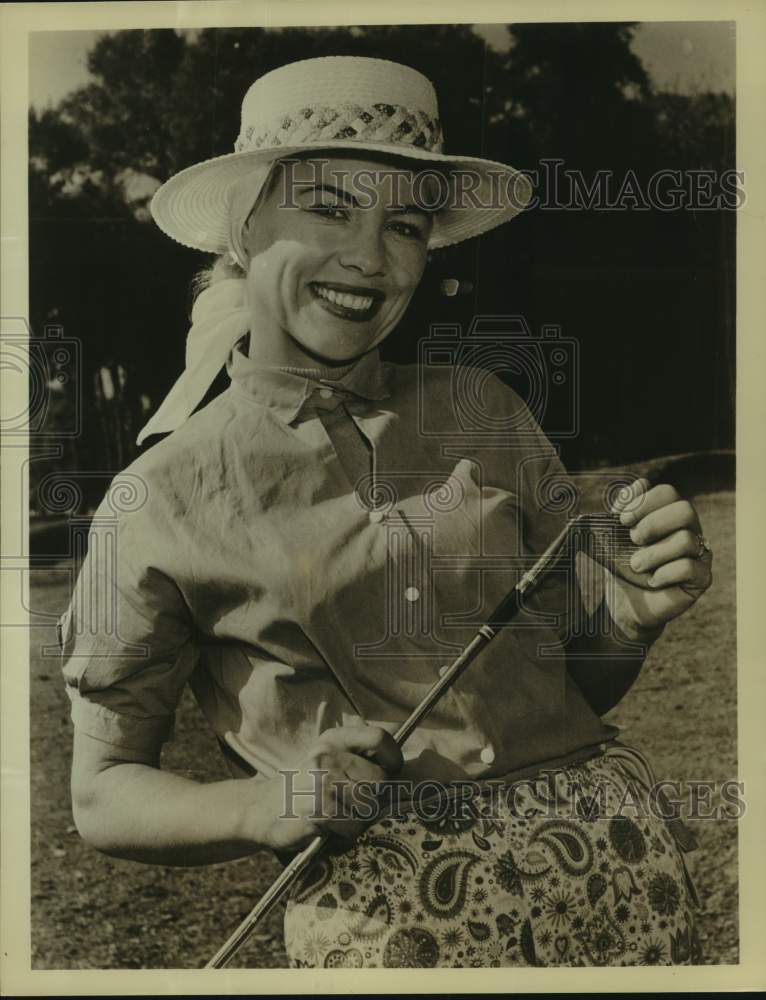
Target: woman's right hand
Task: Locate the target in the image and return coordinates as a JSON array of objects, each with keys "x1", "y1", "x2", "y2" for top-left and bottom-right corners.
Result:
[{"x1": 243, "y1": 724, "x2": 404, "y2": 852}]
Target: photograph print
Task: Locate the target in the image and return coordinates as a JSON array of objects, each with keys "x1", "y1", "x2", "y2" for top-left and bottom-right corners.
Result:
[{"x1": 21, "y1": 16, "x2": 738, "y2": 971}]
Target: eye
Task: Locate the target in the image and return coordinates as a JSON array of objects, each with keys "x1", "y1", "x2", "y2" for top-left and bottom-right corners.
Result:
[
  {"x1": 386, "y1": 215, "x2": 429, "y2": 240},
  {"x1": 303, "y1": 200, "x2": 349, "y2": 221}
]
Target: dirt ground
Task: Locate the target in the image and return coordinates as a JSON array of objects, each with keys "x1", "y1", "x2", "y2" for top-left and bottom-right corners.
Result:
[{"x1": 28, "y1": 491, "x2": 736, "y2": 969}]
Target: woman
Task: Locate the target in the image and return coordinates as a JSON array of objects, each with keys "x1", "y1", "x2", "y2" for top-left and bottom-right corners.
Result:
[{"x1": 60, "y1": 56, "x2": 712, "y2": 968}]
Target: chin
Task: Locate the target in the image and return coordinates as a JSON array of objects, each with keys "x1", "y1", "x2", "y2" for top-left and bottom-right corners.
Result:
[
  {"x1": 313, "y1": 345, "x2": 372, "y2": 364},
  {"x1": 297, "y1": 329, "x2": 384, "y2": 364},
  {"x1": 291, "y1": 335, "x2": 373, "y2": 367}
]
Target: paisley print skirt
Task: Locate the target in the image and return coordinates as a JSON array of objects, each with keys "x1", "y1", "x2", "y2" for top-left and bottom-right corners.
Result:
[{"x1": 283, "y1": 742, "x2": 703, "y2": 968}]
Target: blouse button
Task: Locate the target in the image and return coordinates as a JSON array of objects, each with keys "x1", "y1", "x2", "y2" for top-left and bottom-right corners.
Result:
[
  {"x1": 369, "y1": 509, "x2": 386, "y2": 524},
  {"x1": 318, "y1": 387, "x2": 334, "y2": 399},
  {"x1": 404, "y1": 586, "x2": 420, "y2": 603},
  {"x1": 438, "y1": 664, "x2": 449, "y2": 677},
  {"x1": 480, "y1": 745, "x2": 495, "y2": 765}
]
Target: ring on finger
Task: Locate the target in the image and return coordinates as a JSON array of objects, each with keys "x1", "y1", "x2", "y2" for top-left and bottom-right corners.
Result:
[{"x1": 694, "y1": 533, "x2": 711, "y2": 559}]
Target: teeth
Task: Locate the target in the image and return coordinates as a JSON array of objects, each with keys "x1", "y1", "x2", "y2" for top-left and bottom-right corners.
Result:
[{"x1": 315, "y1": 285, "x2": 374, "y2": 312}]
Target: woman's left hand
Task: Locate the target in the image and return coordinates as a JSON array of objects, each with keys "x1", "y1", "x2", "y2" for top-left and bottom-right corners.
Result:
[{"x1": 604, "y1": 478, "x2": 713, "y2": 640}]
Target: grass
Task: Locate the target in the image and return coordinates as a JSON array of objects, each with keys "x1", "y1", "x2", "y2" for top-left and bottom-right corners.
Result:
[{"x1": 28, "y1": 491, "x2": 736, "y2": 968}]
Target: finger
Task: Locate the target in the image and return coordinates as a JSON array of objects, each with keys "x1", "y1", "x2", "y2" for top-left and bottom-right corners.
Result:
[
  {"x1": 628, "y1": 499, "x2": 701, "y2": 546},
  {"x1": 362, "y1": 729, "x2": 404, "y2": 774},
  {"x1": 316, "y1": 768, "x2": 365, "y2": 822},
  {"x1": 610, "y1": 477, "x2": 650, "y2": 513},
  {"x1": 316, "y1": 725, "x2": 381, "y2": 753},
  {"x1": 311, "y1": 765, "x2": 371, "y2": 828},
  {"x1": 339, "y1": 752, "x2": 387, "y2": 786},
  {"x1": 318, "y1": 726, "x2": 404, "y2": 774},
  {"x1": 629, "y1": 528, "x2": 704, "y2": 574},
  {"x1": 339, "y1": 757, "x2": 387, "y2": 824},
  {"x1": 647, "y1": 556, "x2": 708, "y2": 590},
  {"x1": 619, "y1": 483, "x2": 680, "y2": 526}
]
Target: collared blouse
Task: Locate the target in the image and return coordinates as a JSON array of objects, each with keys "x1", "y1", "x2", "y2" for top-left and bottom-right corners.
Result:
[{"x1": 60, "y1": 338, "x2": 618, "y2": 784}]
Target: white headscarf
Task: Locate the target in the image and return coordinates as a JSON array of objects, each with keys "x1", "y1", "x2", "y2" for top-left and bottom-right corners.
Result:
[{"x1": 135, "y1": 161, "x2": 277, "y2": 446}]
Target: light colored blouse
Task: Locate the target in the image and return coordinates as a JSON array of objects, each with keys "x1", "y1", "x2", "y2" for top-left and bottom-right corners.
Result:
[{"x1": 60, "y1": 338, "x2": 619, "y2": 783}]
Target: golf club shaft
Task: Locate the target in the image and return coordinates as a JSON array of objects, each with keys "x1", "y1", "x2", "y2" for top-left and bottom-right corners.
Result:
[
  {"x1": 204, "y1": 633, "x2": 492, "y2": 969},
  {"x1": 206, "y1": 518, "x2": 574, "y2": 968},
  {"x1": 205, "y1": 634, "x2": 491, "y2": 968}
]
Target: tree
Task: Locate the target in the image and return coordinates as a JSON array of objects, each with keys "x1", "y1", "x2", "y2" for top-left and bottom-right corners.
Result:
[
  {"x1": 500, "y1": 23, "x2": 653, "y2": 166},
  {"x1": 29, "y1": 23, "x2": 735, "y2": 494}
]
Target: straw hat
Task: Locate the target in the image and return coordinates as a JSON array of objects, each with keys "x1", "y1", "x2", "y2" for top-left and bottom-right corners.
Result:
[{"x1": 150, "y1": 55, "x2": 533, "y2": 252}]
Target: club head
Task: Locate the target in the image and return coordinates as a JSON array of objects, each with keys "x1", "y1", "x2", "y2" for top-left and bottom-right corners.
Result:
[{"x1": 570, "y1": 511, "x2": 653, "y2": 589}]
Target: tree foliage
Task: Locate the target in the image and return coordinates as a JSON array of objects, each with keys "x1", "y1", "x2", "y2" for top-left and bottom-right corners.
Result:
[{"x1": 28, "y1": 23, "x2": 735, "y2": 508}]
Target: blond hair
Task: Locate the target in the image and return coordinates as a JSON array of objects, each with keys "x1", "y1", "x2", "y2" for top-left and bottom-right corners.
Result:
[{"x1": 191, "y1": 253, "x2": 245, "y2": 303}]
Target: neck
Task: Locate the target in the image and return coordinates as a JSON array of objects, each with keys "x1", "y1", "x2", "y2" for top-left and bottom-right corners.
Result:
[{"x1": 242, "y1": 331, "x2": 368, "y2": 380}]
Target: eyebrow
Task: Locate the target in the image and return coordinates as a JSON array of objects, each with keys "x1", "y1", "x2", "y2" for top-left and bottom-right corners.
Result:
[
  {"x1": 293, "y1": 182, "x2": 432, "y2": 216},
  {"x1": 294, "y1": 182, "x2": 356, "y2": 204}
]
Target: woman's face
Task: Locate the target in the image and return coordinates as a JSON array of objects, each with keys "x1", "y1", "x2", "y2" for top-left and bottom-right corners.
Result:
[{"x1": 239, "y1": 155, "x2": 435, "y2": 366}]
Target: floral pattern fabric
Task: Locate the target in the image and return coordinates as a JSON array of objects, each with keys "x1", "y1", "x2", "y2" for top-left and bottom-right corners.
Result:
[{"x1": 283, "y1": 744, "x2": 702, "y2": 968}]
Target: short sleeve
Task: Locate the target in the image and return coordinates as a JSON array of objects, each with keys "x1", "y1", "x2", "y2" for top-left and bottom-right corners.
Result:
[{"x1": 59, "y1": 456, "x2": 200, "y2": 753}]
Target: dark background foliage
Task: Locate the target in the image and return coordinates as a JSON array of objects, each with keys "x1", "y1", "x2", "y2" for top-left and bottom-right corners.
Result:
[{"x1": 28, "y1": 23, "x2": 735, "y2": 510}]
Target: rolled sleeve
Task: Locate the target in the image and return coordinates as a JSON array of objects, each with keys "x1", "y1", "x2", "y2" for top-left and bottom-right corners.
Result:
[{"x1": 60, "y1": 460, "x2": 199, "y2": 753}]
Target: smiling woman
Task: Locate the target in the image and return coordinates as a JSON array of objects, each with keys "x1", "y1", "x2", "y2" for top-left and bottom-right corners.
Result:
[
  {"x1": 235, "y1": 155, "x2": 437, "y2": 365},
  {"x1": 59, "y1": 55, "x2": 712, "y2": 970}
]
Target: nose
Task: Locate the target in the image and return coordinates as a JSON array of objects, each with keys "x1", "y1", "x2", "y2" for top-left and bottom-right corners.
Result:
[{"x1": 338, "y1": 220, "x2": 386, "y2": 278}]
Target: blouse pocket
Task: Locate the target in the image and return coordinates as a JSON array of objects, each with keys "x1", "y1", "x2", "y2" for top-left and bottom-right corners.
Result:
[{"x1": 382, "y1": 457, "x2": 524, "y2": 648}]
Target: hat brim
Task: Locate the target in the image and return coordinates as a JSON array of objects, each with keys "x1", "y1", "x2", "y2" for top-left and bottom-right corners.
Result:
[{"x1": 150, "y1": 141, "x2": 533, "y2": 253}]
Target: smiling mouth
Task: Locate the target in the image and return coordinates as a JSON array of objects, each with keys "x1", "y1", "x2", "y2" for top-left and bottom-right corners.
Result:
[{"x1": 309, "y1": 282, "x2": 384, "y2": 321}]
